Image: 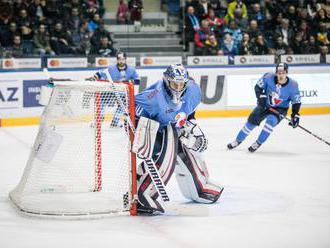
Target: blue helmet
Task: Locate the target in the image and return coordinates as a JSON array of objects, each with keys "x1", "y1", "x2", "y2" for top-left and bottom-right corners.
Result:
[{"x1": 163, "y1": 64, "x2": 189, "y2": 105}]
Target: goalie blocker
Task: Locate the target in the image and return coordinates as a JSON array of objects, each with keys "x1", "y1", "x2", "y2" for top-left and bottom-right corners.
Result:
[{"x1": 133, "y1": 117, "x2": 223, "y2": 214}]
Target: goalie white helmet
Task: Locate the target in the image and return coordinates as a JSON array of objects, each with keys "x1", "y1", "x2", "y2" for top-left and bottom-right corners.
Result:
[{"x1": 163, "y1": 64, "x2": 189, "y2": 105}]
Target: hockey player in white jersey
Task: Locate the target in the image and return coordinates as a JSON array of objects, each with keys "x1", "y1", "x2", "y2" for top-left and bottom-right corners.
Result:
[{"x1": 133, "y1": 64, "x2": 223, "y2": 214}]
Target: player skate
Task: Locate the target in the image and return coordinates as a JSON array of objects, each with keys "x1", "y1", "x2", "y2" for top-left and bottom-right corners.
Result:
[
  {"x1": 248, "y1": 141, "x2": 261, "y2": 153},
  {"x1": 227, "y1": 140, "x2": 241, "y2": 150}
]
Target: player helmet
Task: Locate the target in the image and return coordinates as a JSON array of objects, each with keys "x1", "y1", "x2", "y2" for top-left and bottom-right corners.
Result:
[
  {"x1": 276, "y1": 62, "x2": 288, "y2": 73},
  {"x1": 163, "y1": 64, "x2": 189, "y2": 105}
]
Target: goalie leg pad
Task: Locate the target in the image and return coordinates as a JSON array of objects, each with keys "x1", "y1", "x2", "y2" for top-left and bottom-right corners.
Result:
[
  {"x1": 175, "y1": 145, "x2": 223, "y2": 203},
  {"x1": 137, "y1": 124, "x2": 178, "y2": 213}
]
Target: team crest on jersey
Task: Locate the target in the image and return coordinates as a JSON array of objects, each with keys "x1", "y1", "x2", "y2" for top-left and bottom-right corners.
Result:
[
  {"x1": 270, "y1": 92, "x2": 283, "y2": 106},
  {"x1": 175, "y1": 112, "x2": 187, "y2": 128}
]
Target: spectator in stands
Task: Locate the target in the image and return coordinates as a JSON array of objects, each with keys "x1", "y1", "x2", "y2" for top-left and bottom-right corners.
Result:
[
  {"x1": 194, "y1": 19, "x2": 215, "y2": 55},
  {"x1": 298, "y1": 20, "x2": 311, "y2": 42},
  {"x1": 27, "y1": 0, "x2": 46, "y2": 25},
  {"x1": 307, "y1": 0, "x2": 322, "y2": 20},
  {"x1": 320, "y1": 45, "x2": 329, "y2": 63},
  {"x1": 273, "y1": 0, "x2": 292, "y2": 15},
  {"x1": 239, "y1": 32, "x2": 252, "y2": 55},
  {"x1": 91, "y1": 36, "x2": 116, "y2": 56},
  {"x1": 226, "y1": 0, "x2": 248, "y2": 21},
  {"x1": 297, "y1": 7, "x2": 309, "y2": 23},
  {"x1": 251, "y1": 34, "x2": 269, "y2": 55},
  {"x1": 228, "y1": 6, "x2": 249, "y2": 31},
  {"x1": 268, "y1": 12, "x2": 283, "y2": 31},
  {"x1": 116, "y1": 0, "x2": 129, "y2": 24},
  {"x1": 91, "y1": 21, "x2": 113, "y2": 47},
  {"x1": 220, "y1": 32, "x2": 239, "y2": 58},
  {"x1": 0, "y1": 21, "x2": 19, "y2": 47},
  {"x1": 13, "y1": 0, "x2": 28, "y2": 17},
  {"x1": 91, "y1": 0, "x2": 105, "y2": 18},
  {"x1": 88, "y1": 13, "x2": 101, "y2": 32},
  {"x1": 291, "y1": 32, "x2": 305, "y2": 54},
  {"x1": 78, "y1": 31, "x2": 91, "y2": 55},
  {"x1": 316, "y1": 22, "x2": 330, "y2": 47},
  {"x1": 128, "y1": 0, "x2": 143, "y2": 23},
  {"x1": 304, "y1": 35, "x2": 319, "y2": 54},
  {"x1": 44, "y1": 0, "x2": 63, "y2": 24},
  {"x1": 274, "y1": 18, "x2": 294, "y2": 47},
  {"x1": 73, "y1": 20, "x2": 92, "y2": 55},
  {"x1": 273, "y1": 36, "x2": 289, "y2": 57},
  {"x1": 223, "y1": 20, "x2": 243, "y2": 46},
  {"x1": 33, "y1": 23, "x2": 55, "y2": 55},
  {"x1": 313, "y1": 8, "x2": 330, "y2": 29},
  {"x1": 249, "y1": 3, "x2": 265, "y2": 29},
  {"x1": 8, "y1": 35, "x2": 26, "y2": 57},
  {"x1": 15, "y1": 8, "x2": 34, "y2": 38},
  {"x1": 63, "y1": 0, "x2": 84, "y2": 19},
  {"x1": 246, "y1": 19, "x2": 259, "y2": 42},
  {"x1": 184, "y1": 6, "x2": 200, "y2": 50},
  {"x1": 209, "y1": 0, "x2": 226, "y2": 18},
  {"x1": 50, "y1": 21, "x2": 74, "y2": 55},
  {"x1": 206, "y1": 8, "x2": 224, "y2": 37},
  {"x1": 66, "y1": 7, "x2": 82, "y2": 34},
  {"x1": 0, "y1": 0, "x2": 13, "y2": 26},
  {"x1": 194, "y1": 0, "x2": 210, "y2": 20},
  {"x1": 286, "y1": 5, "x2": 299, "y2": 31},
  {"x1": 204, "y1": 34, "x2": 221, "y2": 55}
]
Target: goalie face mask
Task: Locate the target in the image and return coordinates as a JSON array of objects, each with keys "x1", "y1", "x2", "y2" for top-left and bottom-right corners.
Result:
[{"x1": 163, "y1": 64, "x2": 189, "y2": 105}]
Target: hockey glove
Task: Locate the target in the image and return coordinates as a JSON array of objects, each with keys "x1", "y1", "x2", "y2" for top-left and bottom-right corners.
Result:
[
  {"x1": 179, "y1": 119, "x2": 208, "y2": 153},
  {"x1": 257, "y1": 94, "x2": 268, "y2": 109},
  {"x1": 289, "y1": 113, "x2": 300, "y2": 128}
]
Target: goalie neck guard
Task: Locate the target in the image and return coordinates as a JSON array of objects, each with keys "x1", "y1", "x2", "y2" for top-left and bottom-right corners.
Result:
[{"x1": 163, "y1": 64, "x2": 189, "y2": 105}]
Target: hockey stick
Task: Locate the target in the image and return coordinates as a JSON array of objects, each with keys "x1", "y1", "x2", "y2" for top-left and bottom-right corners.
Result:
[
  {"x1": 269, "y1": 108, "x2": 330, "y2": 146},
  {"x1": 102, "y1": 69, "x2": 170, "y2": 203}
]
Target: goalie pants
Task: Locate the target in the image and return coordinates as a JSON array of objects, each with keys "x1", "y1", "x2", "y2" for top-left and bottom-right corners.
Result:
[{"x1": 137, "y1": 125, "x2": 223, "y2": 212}]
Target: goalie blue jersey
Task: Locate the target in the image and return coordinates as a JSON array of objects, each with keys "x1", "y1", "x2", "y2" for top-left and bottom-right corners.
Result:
[
  {"x1": 135, "y1": 79, "x2": 201, "y2": 128},
  {"x1": 257, "y1": 72, "x2": 301, "y2": 108}
]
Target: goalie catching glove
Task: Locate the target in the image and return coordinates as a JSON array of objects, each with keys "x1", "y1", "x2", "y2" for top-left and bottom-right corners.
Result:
[{"x1": 179, "y1": 119, "x2": 208, "y2": 153}]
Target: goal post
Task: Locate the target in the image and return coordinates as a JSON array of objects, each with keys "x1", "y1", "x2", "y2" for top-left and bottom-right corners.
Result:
[{"x1": 9, "y1": 80, "x2": 137, "y2": 218}]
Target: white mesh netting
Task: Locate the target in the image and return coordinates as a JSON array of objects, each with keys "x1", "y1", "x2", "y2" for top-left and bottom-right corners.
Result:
[{"x1": 9, "y1": 81, "x2": 135, "y2": 217}]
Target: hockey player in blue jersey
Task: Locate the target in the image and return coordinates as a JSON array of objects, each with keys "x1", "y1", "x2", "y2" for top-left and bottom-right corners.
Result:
[
  {"x1": 94, "y1": 51, "x2": 140, "y2": 84},
  {"x1": 227, "y1": 62, "x2": 301, "y2": 152},
  {"x1": 133, "y1": 64, "x2": 223, "y2": 214},
  {"x1": 90, "y1": 51, "x2": 140, "y2": 126}
]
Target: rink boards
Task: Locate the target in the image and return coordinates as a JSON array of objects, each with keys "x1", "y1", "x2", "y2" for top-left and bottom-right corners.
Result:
[{"x1": 1, "y1": 65, "x2": 330, "y2": 127}]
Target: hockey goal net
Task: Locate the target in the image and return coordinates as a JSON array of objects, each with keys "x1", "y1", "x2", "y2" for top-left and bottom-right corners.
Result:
[{"x1": 9, "y1": 80, "x2": 137, "y2": 217}]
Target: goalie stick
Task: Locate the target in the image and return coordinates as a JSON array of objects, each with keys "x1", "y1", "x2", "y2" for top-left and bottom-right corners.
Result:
[
  {"x1": 102, "y1": 69, "x2": 171, "y2": 204},
  {"x1": 269, "y1": 108, "x2": 330, "y2": 146}
]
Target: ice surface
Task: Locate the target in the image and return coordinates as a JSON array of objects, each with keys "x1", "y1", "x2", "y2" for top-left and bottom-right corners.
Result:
[{"x1": 1, "y1": 115, "x2": 329, "y2": 248}]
